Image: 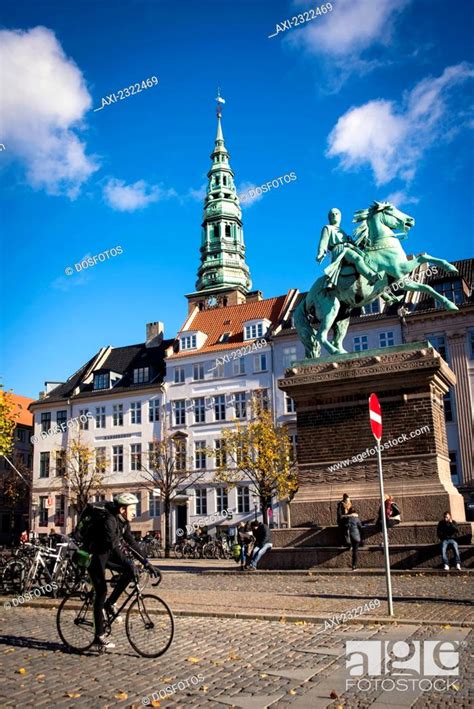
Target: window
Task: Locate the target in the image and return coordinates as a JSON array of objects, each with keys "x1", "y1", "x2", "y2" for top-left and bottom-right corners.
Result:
[
  {"x1": 213, "y1": 224, "x2": 219, "y2": 238},
  {"x1": 444, "y1": 392, "x2": 454, "y2": 422},
  {"x1": 215, "y1": 439, "x2": 226, "y2": 467},
  {"x1": 283, "y1": 346, "x2": 297, "y2": 369},
  {"x1": 220, "y1": 332, "x2": 231, "y2": 343},
  {"x1": 16, "y1": 428, "x2": 25, "y2": 442},
  {"x1": 353, "y1": 335, "x2": 368, "y2": 352},
  {"x1": 194, "y1": 441, "x2": 206, "y2": 469},
  {"x1": 133, "y1": 367, "x2": 149, "y2": 384},
  {"x1": 285, "y1": 393, "x2": 296, "y2": 414},
  {"x1": 40, "y1": 452, "x2": 50, "y2": 478},
  {"x1": 254, "y1": 354, "x2": 267, "y2": 373},
  {"x1": 95, "y1": 447, "x2": 106, "y2": 474},
  {"x1": 434, "y1": 280, "x2": 463, "y2": 307},
  {"x1": 94, "y1": 372, "x2": 109, "y2": 390},
  {"x1": 174, "y1": 438, "x2": 187, "y2": 472},
  {"x1": 225, "y1": 224, "x2": 231, "y2": 237},
  {"x1": 253, "y1": 389, "x2": 269, "y2": 412},
  {"x1": 216, "y1": 487, "x2": 228, "y2": 513},
  {"x1": 79, "y1": 409, "x2": 89, "y2": 430},
  {"x1": 112, "y1": 445, "x2": 123, "y2": 473},
  {"x1": 195, "y1": 488, "x2": 207, "y2": 515},
  {"x1": 379, "y1": 331, "x2": 394, "y2": 348},
  {"x1": 233, "y1": 357, "x2": 245, "y2": 376},
  {"x1": 94, "y1": 494, "x2": 106, "y2": 503},
  {"x1": 449, "y1": 451, "x2": 459, "y2": 484},
  {"x1": 235, "y1": 392, "x2": 247, "y2": 420},
  {"x1": 193, "y1": 397, "x2": 205, "y2": 424},
  {"x1": 427, "y1": 334, "x2": 448, "y2": 360},
  {"x1": 113, "y1": 404, "x2": 123, "y2": 426},
  {"x1": 245, "y1": 323, "x2": 264, "y2": 340},
  {"x1": 174, "y1": 400, "x2": 186, "y2": 426},
  {"x1": 54, "y1": 495, "x2": 65, "y2": 527},
  {"x1": 56, "y1": 450, "x2": 66, "y2": 477},
  {"x1": 131, "y1": 443, "x2": 142, "y2": 471},
  {"x1": 214, "y1": 394, "x2": 226, "y2": 421},
  {"x1": 148, "y1": 491, "x2": 160, "y2": 517},
  {"x1": 148, "y1": 441, "x2": 159, "y2": 469},
  {"x1": 95, "y1": 406, "x2": 106, "y2": 428},
  {"x1": 362, "y1": 299, "x2": 381, "y2": 315},
  {"x1": 193, "y1": 363, "x2": 205, "y2": 381},
  {"x1": 174, "y1": 366, "x2": 185, "y2": 383},
  {"x1": 41, "y1": 412, "x2": 51, "y2": 433},
  {"x1": 39, "y1": 497, "x2": 48, "y2": 527},
  {"x1": 237, "y1": 486, "x2": 250, "y2": 514},
  {"x1": 180, "y1": 334, "x2": 197, "y2": 351},
  {"x1": 149, "y1": 399, "x2": 160, "y2": 422},
  {"x1": 213, "y1": 362, "x2": 224, "y2": 378},
  {"x1": 134, "y1": 492, "x2": 142, "y2": 517},
  {"x1": 130, "y1": 402, "x2": 142, "y2": 424},
  {"x1": 56, "y1": 410, "x2": 67, "y2": 428}
]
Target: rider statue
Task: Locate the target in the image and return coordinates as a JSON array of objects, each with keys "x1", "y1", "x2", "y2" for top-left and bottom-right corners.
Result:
[{"x1": 317, "y1": 208, "x2": 381, "y2": 289}]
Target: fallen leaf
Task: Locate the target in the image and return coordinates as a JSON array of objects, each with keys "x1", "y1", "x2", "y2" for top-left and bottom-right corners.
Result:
[
  {"x1": 36, "y1": 674, "x2": 46, "y2": 682},
  {"x1": 114, "y1": 692, "x2": 128, "y2": 700},
  {"x1": 289, "y1": 689, "x2": 297, "y2": 695},
  {"x1": 17, "y1": 668, "x2": 27, "y2": 675},
  {"x1": 443, "y1": 624, "x2": 451, "y2": 629},
  {"x1": 186, "y1": 657, "x2": 201, "y2": 664},
  {"x1": 66, "y1": 692, "x2": 81, "y2": 698},
  {"x1": 227, "y1": 654, "x2": 241, "y2": 661},
  {"x1": 161, "y1": 677, "x2": 173, "y2": 682},
  {"x1": 451, "y1": 683, "x2": 460, "y2": 691},
  {"x1": 279, "y1": 616, "x2": 287, "y2": 623},
  {"x1": 260, "y1": 673, "x2": 268, "y2": 678},
  {"x1": 151, "y1": 701, "x2": 161, "y2": 707},
  {"x1": 294, "y1": 621, "x2": 307, "y2": 626},
  {"x1": 4, "y1": 649, "x2": 15, "y2": 654},
  {"x1": 199, "y1": 686, "x2": 209, "y2": 693}
]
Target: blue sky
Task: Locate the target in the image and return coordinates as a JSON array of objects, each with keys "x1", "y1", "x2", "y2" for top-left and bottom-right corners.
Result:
[{"x1": 1, "y1": 0, "x2": 473, "y2": 399}]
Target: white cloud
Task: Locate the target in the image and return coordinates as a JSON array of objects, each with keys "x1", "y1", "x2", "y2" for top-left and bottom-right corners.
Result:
[
  {"x1": 237, "y1": 182, "x2": 263, "y2": 208},
  {"x1": 384, "y1": 191, "x2": 419, "y2": 207},
  {"x1": 289, "y1": 0, "x2": 410, "y2": 58},
  {"x1": 327, "y1": 63, "x2": 474, "y2": 186},
  {"x1": 188, "y1": 183, "x2": 208, "y2": 201},
  {"x1": 0, "y1": 26, "x2": 98, "y2": 197},
  {"x1": 103, "y1": 178, "x2": 176, "y2": 212}
]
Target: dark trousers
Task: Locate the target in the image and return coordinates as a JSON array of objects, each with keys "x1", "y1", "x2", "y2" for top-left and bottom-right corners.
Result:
[
  {"x1": 88, "y1": 550, "x2": 134, "y2": 637},
  {"x1": 338, "y1": 521, "x2": 349, "y2": 545},
  {"x1": 351, "y1": 540, "x2": 360, "y2": 568}
]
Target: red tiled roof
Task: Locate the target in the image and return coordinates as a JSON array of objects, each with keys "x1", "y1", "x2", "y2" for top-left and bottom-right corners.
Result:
[
  {"x1": 8, "y1": 393, "x2": 34, "y2": 427},
  {"x1": 170, "y1": 295, "x2": 289, "y2": 357}
]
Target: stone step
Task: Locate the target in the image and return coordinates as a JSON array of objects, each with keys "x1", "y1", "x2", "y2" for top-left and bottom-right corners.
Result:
[
  {"x1": 273, "y1": 522, "x2": 474, "y2": 548},
  {"x1": 260, "y1": 544, "x2": 474, "y2": 570}
]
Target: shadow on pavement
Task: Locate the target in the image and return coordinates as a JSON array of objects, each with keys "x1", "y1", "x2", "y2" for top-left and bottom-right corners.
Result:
[{"x1": 279, "y1": 592, "x2": 474, "y2": 606}]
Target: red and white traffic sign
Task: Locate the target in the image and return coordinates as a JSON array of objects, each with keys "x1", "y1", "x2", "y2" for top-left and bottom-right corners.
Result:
[{"x1": 369, "y1": 393, "x2": 382, "y2": 441}]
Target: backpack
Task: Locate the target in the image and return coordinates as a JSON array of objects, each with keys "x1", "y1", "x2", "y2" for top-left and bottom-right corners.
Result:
[{"x1": 73, "y1": 502, "x2": 113, "y2": 551}]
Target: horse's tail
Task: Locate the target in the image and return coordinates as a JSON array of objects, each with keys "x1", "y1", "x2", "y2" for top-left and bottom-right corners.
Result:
[{"x1": 293, "y1": 297, "x2": 319, "y2": 359}]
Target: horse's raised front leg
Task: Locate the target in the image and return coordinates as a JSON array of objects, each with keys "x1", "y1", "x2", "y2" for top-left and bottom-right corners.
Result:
[{"x1": 401, "y1": 281, "x2": 458, "y2": 311}]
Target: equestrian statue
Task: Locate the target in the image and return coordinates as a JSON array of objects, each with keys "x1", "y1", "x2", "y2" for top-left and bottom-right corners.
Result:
[{"x1": 294, "y1": 201, "x2": 459, "y2": 359}]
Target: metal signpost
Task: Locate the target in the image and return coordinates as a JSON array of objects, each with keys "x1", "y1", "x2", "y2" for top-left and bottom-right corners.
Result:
[{"x1": 369, "y1": 393, "x2": 394, "y2": 617}]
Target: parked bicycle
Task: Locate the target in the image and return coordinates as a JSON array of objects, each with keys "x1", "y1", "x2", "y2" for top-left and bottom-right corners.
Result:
[{"x1": 56, "y1": 567, "x2": 174, "y2": 657}]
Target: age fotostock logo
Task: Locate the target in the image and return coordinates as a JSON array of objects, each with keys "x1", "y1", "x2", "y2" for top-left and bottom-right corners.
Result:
[{"x1": 346, "y1": 640, "x2": 459, "y2": 692}]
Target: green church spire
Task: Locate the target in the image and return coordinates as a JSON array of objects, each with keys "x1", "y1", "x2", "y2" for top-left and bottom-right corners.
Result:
[{"x1": 195, "y1": 93, "x2": 252, "y2": 296}]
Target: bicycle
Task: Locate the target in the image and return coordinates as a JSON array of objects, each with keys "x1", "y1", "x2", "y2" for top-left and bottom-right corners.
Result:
[{"x1": 56, "y1": 567, "x2": 174, "y2": 657}]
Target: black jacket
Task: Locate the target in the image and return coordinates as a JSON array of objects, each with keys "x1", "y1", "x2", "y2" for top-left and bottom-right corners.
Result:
[
  {"x1": 346, "y1": 515, "x2": 363, "y2": 543},
  {"x1": 89, "y1": 502, "x2": 144, "y2": 561},
  {"x1": 337, "y1": 500, "x2": 351, "y2": 525},
  {"x1": 437, "y1": 519, "x2": 459, "y2": 541},
  {"x1": 237, "y1": 527, "x2": 253, "y2": 545},
  {"x1": 253, "y1": 523, "x2": 271, "y2": 547}
]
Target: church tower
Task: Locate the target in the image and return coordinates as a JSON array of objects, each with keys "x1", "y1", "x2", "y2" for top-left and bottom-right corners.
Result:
[{"x1": 186, "y1": 93, "x2": 252, "y2": 312}]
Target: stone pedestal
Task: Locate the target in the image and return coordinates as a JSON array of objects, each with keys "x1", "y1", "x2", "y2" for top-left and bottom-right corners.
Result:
[{"x1": 278, "y1": 342, "x2": 466, "y2": 527}]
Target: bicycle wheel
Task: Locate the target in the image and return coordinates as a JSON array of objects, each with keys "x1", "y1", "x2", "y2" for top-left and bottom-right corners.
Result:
[
  {"x1": 2, "y1": 560, "x2": 27, "y2": 593},
  {"x1": 126, "y1": 593, "x2": 174, "y2": 658},
  {"x1": 202, "y1": 543, "x2": 214, "y2": 559},
  {"x1": 56, "y1": 590, "x2": 96, "y2": 652}
]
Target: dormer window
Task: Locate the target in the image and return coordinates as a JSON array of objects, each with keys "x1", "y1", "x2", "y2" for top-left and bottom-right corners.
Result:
[
  {"x1": 244, "y1": 322, "x2": 264, "y2": 341},
  {"x1": 94, "y1": 372, "x2": 110, "y2": 390},
  {"x1": 133, "y1": 367, "x2": 150, "y2": 384},
  {"x1": 219, "y1": 332, "x2": 232, "y2": 343},
  {"x1": 181, "y1": 334, "x2": 197, "y2": 350}
]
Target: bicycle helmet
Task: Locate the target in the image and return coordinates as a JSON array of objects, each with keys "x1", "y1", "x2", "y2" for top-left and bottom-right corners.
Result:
[{"x1": 114, "y1": 492, "x2": 139, "y2": 505}]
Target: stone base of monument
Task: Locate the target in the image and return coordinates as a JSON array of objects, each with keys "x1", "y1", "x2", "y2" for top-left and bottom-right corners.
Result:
[{"x1": 273, "y1": 342, "x2": 472, "y2": 570}]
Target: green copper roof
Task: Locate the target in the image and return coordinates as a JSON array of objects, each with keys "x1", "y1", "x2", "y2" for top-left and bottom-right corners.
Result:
[{"x1": 195, "y1": 102, "x2": 252, "y2": 294}]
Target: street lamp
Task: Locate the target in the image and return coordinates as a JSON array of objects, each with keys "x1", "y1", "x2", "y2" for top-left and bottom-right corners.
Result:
[
  {"x1": 31, "y1": 499, "x2": 38, "y2": 540},
  {"x1": 252, "y1": 493, "x2": 258, "y2": 521}
]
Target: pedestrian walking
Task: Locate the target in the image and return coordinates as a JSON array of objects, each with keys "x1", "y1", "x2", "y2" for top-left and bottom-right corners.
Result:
[
  {"x1": 337, "y1": 493, "x2": 352, "y2": 545},
  {"x1": 346, "y1": 509, "x2": 363, "y2": 570},
  {"x1": 437, "y1": 512, "x2": 461, "y2": 570},
  {"x1": 237, "y1": 521, "x2": 253, "y2": 571},
  {"x1": 248, "y1": 521, "x2": 272, "y2": 570}
]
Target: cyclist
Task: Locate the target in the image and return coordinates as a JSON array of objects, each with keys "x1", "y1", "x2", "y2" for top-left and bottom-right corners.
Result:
[{"x1": 87, "y1": 493, "x2": 159, "y2": 649}]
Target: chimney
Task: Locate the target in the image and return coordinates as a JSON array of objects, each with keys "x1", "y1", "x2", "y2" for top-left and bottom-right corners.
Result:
[{"x1": 146, "y1": 321, "x2": 164, "y2": 348}]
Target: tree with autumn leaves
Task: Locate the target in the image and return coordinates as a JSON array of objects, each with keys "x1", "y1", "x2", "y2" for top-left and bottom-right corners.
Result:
[
  {"x1": 0, "y1": 385, "x2": 31, "y2": 516},
  {"x1": 56, "y1": 432, "x2": 108, "y2": 516},
  {"x1": 214, "y1": 398, "x2": 298, "y2": 525}
]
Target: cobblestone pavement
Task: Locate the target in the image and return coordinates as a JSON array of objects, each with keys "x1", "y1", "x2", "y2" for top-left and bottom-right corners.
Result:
[
  {"x1": 0, "y1": 605, "x2": 472, "y2": 709},
  {"x1": 145, "y1": 569, "x2": 474, "y2": 624}
]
